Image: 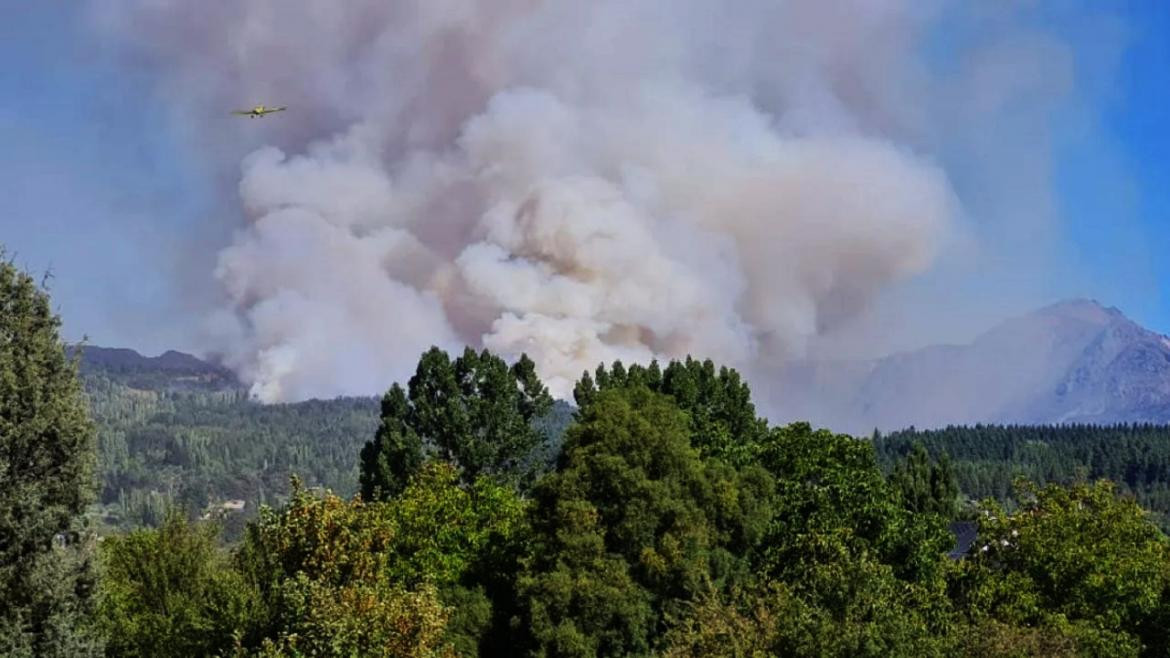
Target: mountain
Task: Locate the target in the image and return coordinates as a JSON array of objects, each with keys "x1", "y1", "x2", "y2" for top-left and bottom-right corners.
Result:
[
  {"x1": 772, "y1": 299, "x2": 1170, "y2": 433},
  {"x1": 76, "y1": 345, "x2": 240, "y2": 391}
]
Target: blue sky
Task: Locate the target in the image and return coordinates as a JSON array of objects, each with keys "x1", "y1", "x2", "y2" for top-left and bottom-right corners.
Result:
[
  {"x1": 0, "y1": 4, "x2": 208, "y2": 353},
  {"x1": 1049, "y1": 0, "x2": 1170, "y2": 333},
  {"x1": 1, "y1": 2, "x2": 1167, "y2": 355}
]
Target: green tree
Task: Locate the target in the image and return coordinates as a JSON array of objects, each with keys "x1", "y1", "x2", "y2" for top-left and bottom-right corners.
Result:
[
  {"x1": 518, "y1": 386, "x2": 774, "y2": 656},
  {"x1": 890, "y1": 442, "x2": 960, "y2": 519},
  {"x1": 360, "y1": 384, "x2": 423, "y2": 499},
  {"x1": 97, "y1": 510, "x2": 257, "y2": 657},
  {"x1": 385, "y1": 461, "x2": 527, "y2": 588},
  {"x1": 0, "y1": 258, "x2": 101, "y2": 656},
  {"x1": 360, "y1": 347, "x2": 553, "y2": 497},
  {"x1": 574, "y1": 357, "x2": 767, "y2": 464},
  {"x1": 385, "y1": 462, "x2": 529, "y2": 656},
  {"x1": 951, "y1": 480, "x2": 1169, "y2": 656},
  {"x1": 234, "y1": 479, "x2": 454, "y2": 657},
  {"x1": 754, "y1": 423, "x2": 953, "y2": 588},
  {"x1": 738, "y1": 422, "x2": 960, "y2": 655}
]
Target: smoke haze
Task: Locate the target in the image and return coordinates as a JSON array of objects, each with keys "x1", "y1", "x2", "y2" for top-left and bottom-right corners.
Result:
[{"x1": 86, "y1": 1, "x2": 1129, "y2": 405}]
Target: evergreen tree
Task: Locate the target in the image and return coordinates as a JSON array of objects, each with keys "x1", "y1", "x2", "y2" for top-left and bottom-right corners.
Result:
[
  {"x1": 873, "y1": 423, "x2": 1170, "y2": 532},
  {"x1": 890, "y1": 443, "x2": 960, "y2": 519},
  {"x1": 0, "y1": 258, "x2": 101, "y2": 655},
  {"x1": 574, "y1": 357, "x2": 768, "y2": 464},
  {"x1": 517, "y1": 386, "x2": 774, "y2": 656},
  {"x1": 360, "y1": 347, "x2": 553, "y2": 498},
  {"x1": 359, "y1": 384, "x2": 423, "y2": 499}
]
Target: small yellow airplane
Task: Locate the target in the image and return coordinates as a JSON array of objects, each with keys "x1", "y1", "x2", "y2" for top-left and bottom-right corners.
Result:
[{"x1": 232, "y1": 104, "x2": 287, "y2": 118}]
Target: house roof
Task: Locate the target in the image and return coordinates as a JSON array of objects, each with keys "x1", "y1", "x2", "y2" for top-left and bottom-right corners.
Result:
[{"x1": 947, "y1": 521, "x2": 978, "y2": 560}]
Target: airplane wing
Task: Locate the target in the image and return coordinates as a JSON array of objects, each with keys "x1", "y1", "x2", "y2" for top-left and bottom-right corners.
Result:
[
  {"x1": 268, "y1": 106, "x2": 287, "y2": 113},
  {"x1": 231, "y1": 110, "x2": 252, "y2": 115}
]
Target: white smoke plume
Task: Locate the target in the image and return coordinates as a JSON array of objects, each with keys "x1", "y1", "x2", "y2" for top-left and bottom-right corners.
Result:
[{"x1": 88, "y1": 0, "x2": 1093, "y2": 402}]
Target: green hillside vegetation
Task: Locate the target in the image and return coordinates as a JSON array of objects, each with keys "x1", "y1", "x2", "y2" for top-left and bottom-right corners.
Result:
[
  {"x1": 85, "y1": 349, "x2": 1170, "y2": 542},
  {"x1": 85, "y1": 374, "x2": 380, "y2": 537},
  {"x1": 873, "y1": 424, "x2": 1170, "y2": 531},
  {"x1": 91, "y1": 354, "x2": 1170, "y2": 657},
  {"x1": 82, "y1": 365, "x2": 576, "y2": 539}
]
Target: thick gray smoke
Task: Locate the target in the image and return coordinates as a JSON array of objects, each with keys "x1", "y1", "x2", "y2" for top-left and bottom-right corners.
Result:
[{"x1": 89, "y1": 1, "x2": 1107, "y2": 403}]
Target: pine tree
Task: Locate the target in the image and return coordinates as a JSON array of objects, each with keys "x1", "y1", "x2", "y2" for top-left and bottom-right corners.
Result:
[
  {"x1": 890, "y1": 442, "x2": 959, "y2": 519},
  {"x1": 359, "y1": 347, "x2": 553, "y2": 498},
  {"x1": 360, "y1": 384, "x2": 423, "y2": 500},
  {"x1": 0, "y1": 257, "x2": 101, "y2": 655}
]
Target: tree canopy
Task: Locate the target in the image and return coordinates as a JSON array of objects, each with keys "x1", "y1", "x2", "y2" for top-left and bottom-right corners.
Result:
[
  {"x1": 361, "y1": 347, "x2": 553, "y2": 499},
  {"x1": 574, "y1": 357, "x2": 768, "y2": 464},
  {"x1": 0, "y1": 257, "x2": 101, "y2": 656}
]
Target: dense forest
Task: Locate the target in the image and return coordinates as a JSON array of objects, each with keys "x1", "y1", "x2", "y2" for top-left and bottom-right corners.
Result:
[
  {"x1": 874, "y1": 424, "x2": 1170, "y2": 531},
  {"x1": 84, "y1": 353, "x2": 1170, "y2": 540},
  {"x1": 9, "y1": 257, "x2": 1170, "y2": 656},
  {"x1": 85, "y1": 375, "x2": 379, "y2": 537},
  {"x1": 81, "y1": 366, "x2": 575, "y2": 538}
]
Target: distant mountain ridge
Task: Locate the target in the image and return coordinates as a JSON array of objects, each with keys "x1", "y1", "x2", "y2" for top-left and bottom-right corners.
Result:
[
  {"x1": 76, "y1": 345, "x2": 240, "y2": 392},
  {"x1": 772, "y1": 299, "x2": 1170, "y2": 433}
]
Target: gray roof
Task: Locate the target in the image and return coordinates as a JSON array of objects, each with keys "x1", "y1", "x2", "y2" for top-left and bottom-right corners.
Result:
[{"x1": 947, "y1": 521, "x2": 978, "y2": 560}]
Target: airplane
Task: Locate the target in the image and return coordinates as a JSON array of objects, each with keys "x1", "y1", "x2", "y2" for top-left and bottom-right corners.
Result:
[{"x1": 232, "y1": 104, "x2": 287, "y2": 118}]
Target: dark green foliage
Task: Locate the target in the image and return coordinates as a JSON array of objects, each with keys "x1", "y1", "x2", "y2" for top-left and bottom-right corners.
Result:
[
  {"x1": 744, "y1": 422, "x2": 959, "y2": 655},
  {"x1": 360, "y1": 384, "x2": 423, "y2": 499},
  {"x1": 443, "y1": 585, "x2": 494, "y2": 657},
  {"x1": 574, "y1": 357, "x2": 768, "y2": 463},
  {"x1": 755, "y1": 422, "x2": 954, "y2": 587},
  {"x1": 0, "y1": 258, "x2": 101, "y2": 655},
  {"x1": 518, "y1": 386, "x2": 774, "y2": 656},
  {"x1": 890, "y1": 442, "x2": 960, "y2": 518},
  {"x1": 87, "y1": 377, "x2": 379, "y2": 537},
  {"x1": 68, "y1": 339, "x2": 1170, "y2": 656},
  {"x1": 97, "y1": 511, "x2": 257, "y2": 657},
  {"x1": 527, "y1": 399, "x2": 575, "y2": 473},
  {"x1": 950, "y1": 480, "x2": 1170, "y2": 656},
  {"x1": 874, "y1": 424, "x2": 1170, "y2": 530},
  {"x1": 0, "y1": 535, "x2": 103, "y2": 658},
  {"x1": 361, "y1": 347, "x2": 553, "y2": 497}
]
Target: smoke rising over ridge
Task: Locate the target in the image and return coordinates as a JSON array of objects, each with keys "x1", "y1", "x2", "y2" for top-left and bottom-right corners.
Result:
[{"x1": 88, "y1": 1, "x2": 1123, "y2": 403}]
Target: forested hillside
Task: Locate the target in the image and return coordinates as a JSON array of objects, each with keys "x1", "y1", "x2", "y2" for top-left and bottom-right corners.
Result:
[
  {"x1": 874, "y1": 424, "x2": 1170, "y2": 530},
  {"x1": 79, "y1": 351, "x2": 575, "y2": 537},
  {"x1": 85, "y1": 372, "x2": 379, "y2": 536},
  {"x1": 65, "y1": 344, "x2": 1170, "y2": 655},
  {"x1": 80, "y1": 346, "x2": 1170, "y2": 542}
]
